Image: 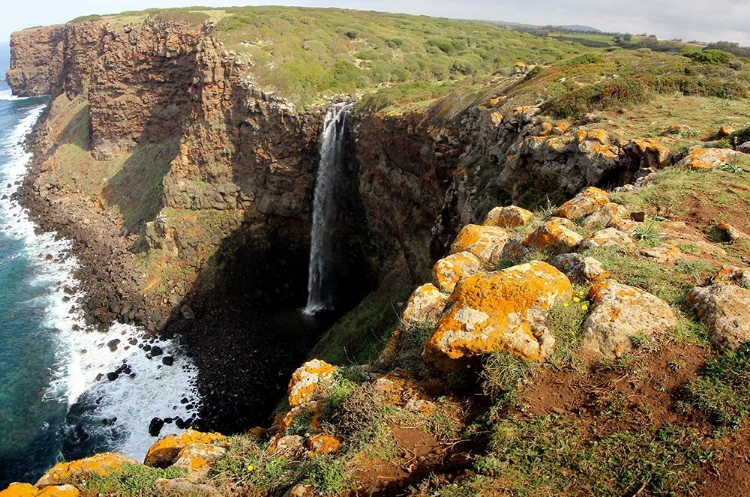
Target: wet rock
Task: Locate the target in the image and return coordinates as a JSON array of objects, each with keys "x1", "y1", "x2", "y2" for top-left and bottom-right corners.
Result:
[
  {"x1": 106, "y1": 339, "x2": 120, "y2": 352},
  {"x1": 148, "y1": 417, "x2": 165, "y2": 437},
  {"x1": 106, "y1": 372, "x2": 119, "y2": 382},
  {"x1": 150, "y1": 345, "x2": 163, "y2": 356},
  {"x1": 581, "y1": 281, "x2": 677, "y2": 360},
  {"x1": 424, "y1": 261, "x2": 572, "y2": 369},
  {"x1": 162, "y1": 356, "x2": 174, "y2": 366}
]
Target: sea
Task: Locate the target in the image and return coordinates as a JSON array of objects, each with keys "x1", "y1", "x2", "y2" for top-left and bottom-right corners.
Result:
[{"x1": 0, "y1": 44, "x2": 201, "y2": 487}]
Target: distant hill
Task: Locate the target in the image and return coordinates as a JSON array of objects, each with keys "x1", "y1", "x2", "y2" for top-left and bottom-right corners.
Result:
[{"x1": 560, "y1": 24, "x2": 601, "y2": 32}]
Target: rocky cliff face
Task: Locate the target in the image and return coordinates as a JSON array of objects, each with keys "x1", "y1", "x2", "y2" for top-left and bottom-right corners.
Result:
[{"x1": 6, "y1": 26, "x2": 65, "y2": 96}]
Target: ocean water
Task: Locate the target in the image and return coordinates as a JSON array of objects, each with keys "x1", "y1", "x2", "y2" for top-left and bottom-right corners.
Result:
[{"x1": 0, "y1": 46, "x2": 200, "y2": 487}]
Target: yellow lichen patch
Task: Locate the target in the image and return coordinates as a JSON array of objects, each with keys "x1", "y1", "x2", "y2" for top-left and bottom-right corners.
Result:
[
  {"x1": 546, "y1": 137, "x2": 568, "y2": 153},
  {"x1": 586, "y1": 129, "x2": 610, "y2": 145},
  {"x1": 144, "y1": 430, "x2": 226, "y2": 468},
  {"x1": 712, "y1": 265, "x2": 750, "y2": 286},
  {"x1": 553, "y1": 122, "x2": 570, "y2": 135},
  {"x1": 629, "y1": 138, "x2": 671, "y2": 166},
  {"x1": 36, "y1": 453, "x2": 139, "y2": 487},
  {"x1": 523, "y1": 217, "x2": 583, "y2": 254},
  {"x1": 433, "y1": 251, "x2": 484, "y2": 293},
  {"x1": 538, "y1": 122, "x2": 554, "y2": 137},
  {"x1": 513, "y1": 106, "x2": 533, "y2": 116},
  {"x1": 288, "y1": 359, "x2": 336, "y2": 409},
  {"x1": 483, "y1": 205, "x2": 534, "y2": 229},
  {"x1": 554, "y1": 187, "x2": 610, "y2": 220},
  {"x1": 306, "y1": 435, "x2": 342, "y2": 457},
  {"x1": 174, "y1": 443, "x2": 227, "y2": 481},
  {"x1": 450, "y1": 224, "x2": 511, "y2": 267},
  {"x1": 372, "y1": 370, "x2": 425, "y2": 407},
  {"x1": 36, "y1": 485, "x2": 80, "y2": 497},
  {"x1": 401, "y1": 284, "x2": 449, "y2": 329},
  {"x1": 0, "y1": 483, "x2": 38, "y2": 497},
  {"x1": 677, "y1": 147, "x2": 742, "y2": 170},
  {"x1": 424, "y1": 261, "x2": 572, "y2": 369},
  {"x1": 490, "y1": 111, "x2": 503, "y2": 126}
]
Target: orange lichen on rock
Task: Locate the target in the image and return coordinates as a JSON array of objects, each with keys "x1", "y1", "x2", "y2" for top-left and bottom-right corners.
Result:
[
  {"x1": 483, "y1": 205, "x2": 534, "y2": 229},
  {"x1": 688, "y1": 280, "x2": 750, "y2": 351},
  {"x1": 144, "y1": 430, "x2": 226, "y2": 468},
  {"x1": 582, "y1": 281, "x2": 677, "y2": 360},
  {"x1": 433, "y1": 251, "x2": 484, "y2": 293},
  {"x1": 523, "y1": 217, "x2": 583, "y2": 254},
  {"x1": 36, "y1": 453, "x2": 139, "y2": 487},
  {"x1": 423, "y1": 261, "x2": 572, "y2": 369},
  {"x1": 490, "y1": 111, "x2": 503, "y2": 126},
  {"x1": 35, "y1": 485, "x2": 80, "y2": 497},
  {"x1": 450, "y1": 224, "x2": 511, "y2": 267},
  {"x1": 306, "y1": 435, "x2": 342, "y2": 457},
  {"x1": 712, "y1": 265, "x2": 750, "y2": 286},
  {"x1": 628, "y1": 138, "x2": 672, "y2": 168},
  {"x1": 554, "y1": 187, "x2": 609, "y2": 220},
  {"x1": 0, "y1": 483, "x2": 39, "y2": 497},
  {"x1": 173, "y1": 443, "x2": 227, "y2": 481},
  {"x1": 401, "y1": 283, "x2": 449, "y2": 329},
  {"x1": 677, "y1": 147, "x2": 742, "y2": 170},
  {"x1": 288, "y1": 359, "x2": 336, "y2": 409}
]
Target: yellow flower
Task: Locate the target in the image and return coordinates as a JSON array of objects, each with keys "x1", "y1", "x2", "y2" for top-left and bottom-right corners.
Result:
[
  {"x1": 573, "y1": 297, "x2": 580, "y2": 303},
  {"x1": 563, "y1": 302, "x2": 569, "y2": 307},
  {"x1": 246, "y1": 465, "x2": 255, "y2": 472},
  {"x1": 581, "y1": 304, "x2": 589, "y2": 311},
  {"x1": 578, "y1": 290, "x2": 585, "y2": 296}
]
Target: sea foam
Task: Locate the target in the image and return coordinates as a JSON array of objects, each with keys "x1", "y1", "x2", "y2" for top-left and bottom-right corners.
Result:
[{"x1": 0, "y1": 103, "x2": 200, "y2": 461}]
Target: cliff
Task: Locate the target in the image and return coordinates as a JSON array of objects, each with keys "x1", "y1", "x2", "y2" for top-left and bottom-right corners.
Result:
[{"x1": 6, "y1": 7, "x2": 750, "y2": 494}]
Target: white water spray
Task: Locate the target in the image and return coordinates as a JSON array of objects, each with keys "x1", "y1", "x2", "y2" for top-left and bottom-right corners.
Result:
[{"x1": 304, "y1": 103, "x2": 352, "y2": 315}]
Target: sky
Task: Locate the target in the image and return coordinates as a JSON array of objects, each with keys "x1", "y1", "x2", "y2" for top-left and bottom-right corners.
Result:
[{"x1": 1, "y1": 0, "x2": 749, "y2": 46}]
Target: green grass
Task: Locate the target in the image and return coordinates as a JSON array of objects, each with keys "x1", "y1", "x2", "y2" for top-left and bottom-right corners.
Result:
[
  {"x1": 682, "y1": 342, "x2": 750, "y2": 429},
  {"x1": 546, "y1": 286, "x2": 591, "y2": 369},
  {"x1": 470, "y1": 415, "x2": 711, "y2": 496},
  {"x1": 481, "y1": 351, "x2": 537, "y2": 413},
  {"x1": 82, "y1": 463, "x2": 187, "y2": 496},
  {"x1": 309, "y1": 285, "x2": 411, "y2": 365}
]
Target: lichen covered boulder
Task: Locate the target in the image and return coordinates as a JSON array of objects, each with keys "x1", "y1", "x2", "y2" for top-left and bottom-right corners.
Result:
[
  {"x1": 678, "y1": 147, "x2": 743, "y2": 170},
  {"x1": 423, "y1": 261, "x2": 572, "y2": 368},
  {"x1": 581, "y1": 281, "x2": 677, "y2": 360},
  {"x1": 0, "y1": 483, "x2": 39, "y2": 497},
  {"x1": 688, "y1": 283, "x2": 750, "y2": 351},
  {"x1": 580, "y1": 227, "x2": 635, "y2": 250},
  {"x1": 400, "y1": 283, "x2": 449, "y2": 329},
  {"x1": 145, "y1": 430, "x2": 226, "y2": 468},
  {"x1": 554, "y1": 186, "x2": 609, "y2": 220},
  {"x1": 36, "y1": 486, "x2": 80, "y2": 497},
  {"x1": 432, "y1": 251, "x2": 484, "y2": 293},
  {"x1": 36, "y1": 453, "x2": 139, "y2": 487},
  {"x1": 523, "y1": 217, "x2": 583, "y2": 254},
  {"x1": 483, "y1": 205, "x2": 534, "y2": 228},
  {"x1": 288, "y1": 359, "x2": 336, "y2": 409},
  {"x1": 306, "y1": 435, "x2": 342, "y2": 457},
  {"x1": 551, "y1": 253, "x2": 609, "y2": 283},
  {"x1": 173, "y1": 443, "x2": 227, "y2": 481},
  {"x1": 449, "y1": 224, "x2": 511, "y2": 266},
  {"x1": 712, "y1": 265, "x2": 750, "y2": 287}
]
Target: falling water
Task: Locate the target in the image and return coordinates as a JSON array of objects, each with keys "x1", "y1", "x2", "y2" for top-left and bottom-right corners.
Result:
[{"x1": 304, "y1": 103, "x2": 352, "y2": 315}]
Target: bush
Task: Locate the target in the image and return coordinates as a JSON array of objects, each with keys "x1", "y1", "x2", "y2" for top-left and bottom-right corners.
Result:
[{"x1": 684, "y1": 49, "x2": 733, "y2": 65}]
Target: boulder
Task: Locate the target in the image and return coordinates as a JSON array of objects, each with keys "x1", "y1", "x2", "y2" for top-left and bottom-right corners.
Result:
[
  {"x1": 624, "y1": 138, "x2": 672, "y2": 169},
  {"x1": 305, "y1": 435, "x2": 342, "y2": 457},
  {"x1": 580, "y1": 202, "x2": 629, "y2": 229},
  {"x1": 36, "y1": 453, "x2": 140, "y2": 487},
  {"x1": 432, "y1": 252, "x2": 484, "y2": 293},
  {"x1": 523, "y1": 217, "x2": 583, "y2": 254},
  {"x1": 580, "y1": 227, "x2": 635, "y2": 250},
  {"x1": 688, "y1": 283, "x2": 750, "y2": 351},
  {"x1": 145, "y1": 430, "x2": 226, "y2": 468},
  {"x1": 423, "y1": 261, "x2": 572, "y2": 369},
  {"x1": 551, "y1": 253, "x2": 609, "y2": 284},
  {"x1": 173, "y1": 443, "x2": 227, "y2": 481},
  {"x1": 640, "y1": 245, "x2": 682, "y2": 264},
  {"x1": 153, "y1": 478, "x2": 220, "y2": 496},
  {"x1": 554, "y1": 187, "x2": 610, "y2": 220},
  {"x1": 712, "y1": 266, "x2": 750, "y2": 287},
  {"x1": 0, "y1": 483, "x2": 38, "y2": 497},
  {"x1": 678, "y1": 147, "x2": 743, "y2": 169},
  {"x1": 500, "y1": 238, "x2": 528, "y2": 263},
  {"x1": 400, "y1": 283, "x2": 449, "y2": 330},
  {"x1": 271, "y1": 435, "x2": 305, "y2": 459},
  {"x1": 717, "y1": 125, "x2": 735, "y2": 138},
  {"x1": 716, "y1": 221, "x2": 750, "y2": 243},
  {"x1": 738, "y1": 141, "x2": 750, "y2": 154},
  {"x1": 288, "y1": 359, "x2": 336, "y2": 409},
  {"x1": 581, "y1": 281, "x2": 677, "y2": 360},
  {"x1": 449, "y1": 224, "x2": 511, "y2": 267},
  {"x1": 36, "y1": 486, "x2": 80, "y2": 497},
  {"x1": 483, "y1": 206, "x2": 533, "y2": 229}
]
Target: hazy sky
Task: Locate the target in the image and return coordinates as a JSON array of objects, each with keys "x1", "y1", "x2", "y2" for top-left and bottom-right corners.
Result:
[{"x1": 2, "y1": 0, "x2": 749, "y2": 46}]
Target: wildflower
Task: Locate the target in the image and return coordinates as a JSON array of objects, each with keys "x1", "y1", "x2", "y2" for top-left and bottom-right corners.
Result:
[
  {"x1": 578, "y1": 290, "x2": 585, "y2": 296},
  {"x1": 573, "y1": 297, "x2": 580, "y2": 303},
  {"x1": 563, "y1": 302, "x2": 569, "y2": 307},
  {"x1": 246, "y1": 465, "x2": 255, "y2": 472},
  {"x1": 581, "y1": 304, "x2": 589, "y2": 311}
]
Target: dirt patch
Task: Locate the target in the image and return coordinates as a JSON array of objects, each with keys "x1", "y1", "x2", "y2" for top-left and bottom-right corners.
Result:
[{"x1": 701, "y1": 426, "x2": 750, "y2": 496}]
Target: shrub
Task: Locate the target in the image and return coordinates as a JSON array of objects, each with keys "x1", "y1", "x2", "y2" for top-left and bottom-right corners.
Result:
[{"x1": 684, "y1": 49, "x2": 733, "y2": 65}]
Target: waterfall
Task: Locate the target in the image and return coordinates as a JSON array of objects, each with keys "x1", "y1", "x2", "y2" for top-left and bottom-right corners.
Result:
[{"x1": 304, "y1": 102, "x2": 353, "y2": 315}]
